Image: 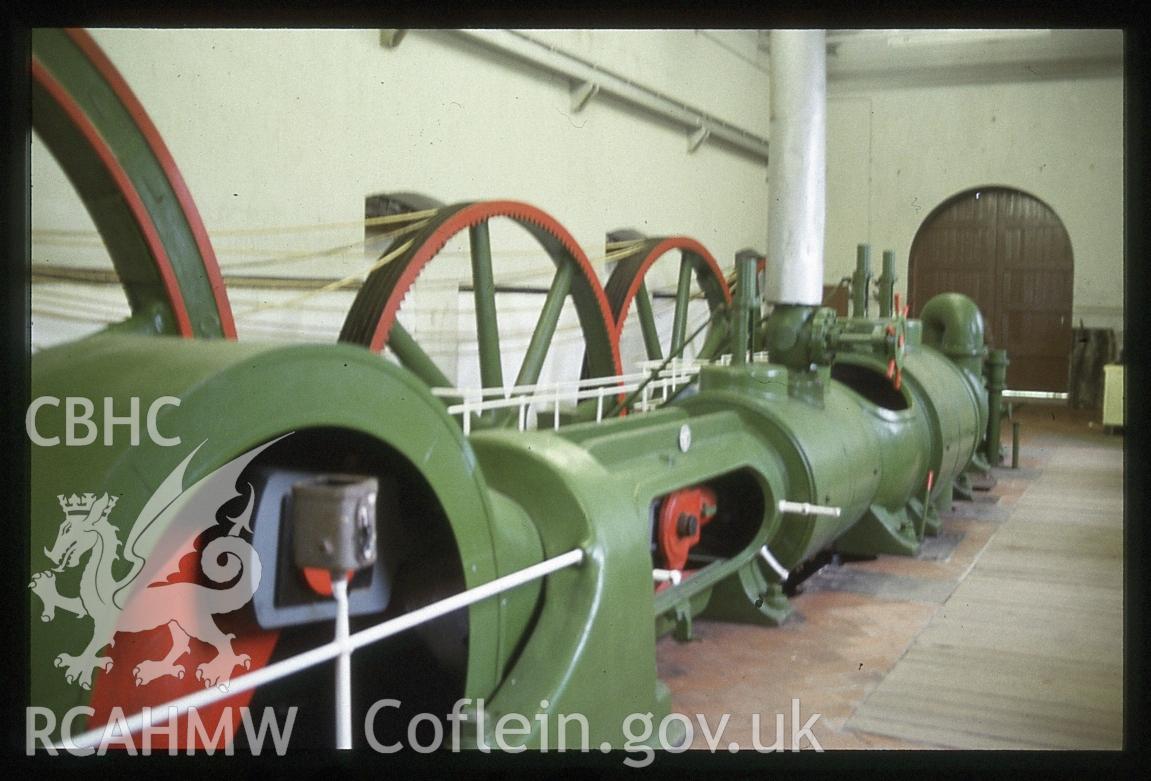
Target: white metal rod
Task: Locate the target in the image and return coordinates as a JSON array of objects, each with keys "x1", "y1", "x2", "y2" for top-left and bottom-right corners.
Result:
[
  {"x1": 778, "y1": 499, "x2": 842, "y2": 517},
  {"x1": 332, "y1": 574, "x2": 352, "y2": 750},
  {"x1": 759, "y1": 545, "x2": 790, "y2": 581},
  {"x1": 58, "y1": 547, "x2": 585, "y2": 751},
  {"x1": 348, "y1": 547, "x2": 584, "y2": 652},
  {"x1": 1002, "y1": 390, "x2": 1069, "y2": 400}
]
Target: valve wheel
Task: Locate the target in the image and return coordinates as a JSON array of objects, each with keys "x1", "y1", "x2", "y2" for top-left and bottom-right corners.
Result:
[
  {"x1": 340, "y1": 201, "x2": 622, "y2": 396},
  {"x1": 31, "y1": 28, "x2": 235, "y2": 339},
  {"x1": 603, "y1": 237, "x2": 732, "y2": 371}
]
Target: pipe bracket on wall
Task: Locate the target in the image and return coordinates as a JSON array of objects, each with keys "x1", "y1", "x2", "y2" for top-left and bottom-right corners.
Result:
[
  {"x1": 688, "y1": 126, "x2": 711, "y2": 153},
  {"x1": 450, "y1": 29, "x2": 770, "y2": 164},
  {"x1": 380, "y1": 29, "x2": 407, "y2": 49},
  {"x1": 571, "y1": 80, "x2": 600, "y2": 113}
]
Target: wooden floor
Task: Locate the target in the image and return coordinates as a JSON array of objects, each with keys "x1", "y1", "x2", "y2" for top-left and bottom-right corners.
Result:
[
  {"x1": 848, "y1": 440, "x2": 1124, "y2": 748},
  {"x1": 658, "y1": 405, "x2": 1125, "y2": 751}
]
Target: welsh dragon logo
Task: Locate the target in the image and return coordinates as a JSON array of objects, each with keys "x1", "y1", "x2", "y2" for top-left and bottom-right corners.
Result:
[{"x1": 29, "y1": 438, "x2": 285, "y2": 692}]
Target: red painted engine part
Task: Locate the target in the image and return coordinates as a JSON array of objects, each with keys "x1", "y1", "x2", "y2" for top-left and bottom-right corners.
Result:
[{"x1": 656, "y1": 486, "x2": 718, "y2": 572}]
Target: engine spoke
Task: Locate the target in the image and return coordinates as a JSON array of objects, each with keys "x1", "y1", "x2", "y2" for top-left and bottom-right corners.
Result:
[
  {"x1": 469, "y1": 220, "x2": 504, "y2": 390},
  {"x1": 670, "y1": 255, "x2": 695, "y2": 356},
  {"x1": 517, "y1": 262, "x2": 573, "y2": 388},
  {"x1": 635, "y1": 281, "x2": 664, "y2": 361}
]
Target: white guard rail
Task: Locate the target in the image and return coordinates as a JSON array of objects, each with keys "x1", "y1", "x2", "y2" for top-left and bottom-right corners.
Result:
[
  {"x1": 433, "y1": 358, "x2": 705, "y2": 434},
  {"x1": 433, "y1": 353, "x2": 779, "y2": 433}
]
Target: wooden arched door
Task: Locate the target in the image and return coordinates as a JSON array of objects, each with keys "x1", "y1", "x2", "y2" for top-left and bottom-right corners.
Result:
[{"x1": 908, "y1": 187, "x2": 1074, "y2": 392}]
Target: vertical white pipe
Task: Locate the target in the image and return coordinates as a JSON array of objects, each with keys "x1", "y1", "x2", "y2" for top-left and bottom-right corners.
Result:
[
  {"x1": 332, "y1": 575, "x2": 352, "y2": 750},
  {"x1": 764, "y1": 30, "x2": 827, "y2": 306}
]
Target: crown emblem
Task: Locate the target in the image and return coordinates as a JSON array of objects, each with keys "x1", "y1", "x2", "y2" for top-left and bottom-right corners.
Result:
[{"x1": 57, "y1": 492, "x2": 118, "y2": 522}]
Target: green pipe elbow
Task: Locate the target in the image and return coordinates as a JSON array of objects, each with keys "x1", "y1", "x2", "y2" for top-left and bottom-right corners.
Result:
[
  {"x1": 919, "y1": 293, "x2": 988, "y2": 375},
  {"x1": 763, "y1": 304, "x2": 837, "y2": 370}
]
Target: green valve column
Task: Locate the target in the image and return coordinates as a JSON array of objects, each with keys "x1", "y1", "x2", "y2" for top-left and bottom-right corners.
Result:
[
  {"x1": 852, "y1": 244, "x2": 872, "y2": 318},
  {"x1": 877, "y1": 250, "x2": 897, "y2": 318},
  {"x1": 732, "y1": 251, "x2": 758, "y2": 365},
  {"x1": 985, "y1": 348, "x2": 1009, "y2": 466}
]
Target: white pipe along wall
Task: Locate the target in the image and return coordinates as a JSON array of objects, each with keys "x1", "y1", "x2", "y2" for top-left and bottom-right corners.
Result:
[{"x1": 764, "y1": 29, "x2": 827, "y2": 307}]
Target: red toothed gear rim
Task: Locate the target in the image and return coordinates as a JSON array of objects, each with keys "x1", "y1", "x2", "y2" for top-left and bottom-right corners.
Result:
[
  {"x1": 62, "y1": 28, "x2": 236, "y2": 339},
  {"x1": 31, "y1": 59, "x2": 196, "y2": 338},
  {"x1": 603, "y1": 236, "x2": 731, "y2": 358},
  {"x1": 31, "y1": 28, "x2": 236, "y2": 339},
  {"x1": 340, "y1": 200, "x2": 622, "y2": 379}
]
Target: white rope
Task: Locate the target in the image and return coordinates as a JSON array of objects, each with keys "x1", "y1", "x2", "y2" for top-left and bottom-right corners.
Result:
[
  {"x1": 30, "y1": 210, "x2": 439, "y2": 242},
  {"x1": 236, "y1": 237, "x2": 418, "y2": 317}
]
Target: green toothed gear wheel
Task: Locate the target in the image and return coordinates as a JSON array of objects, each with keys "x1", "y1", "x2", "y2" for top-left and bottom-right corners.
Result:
[
  {"x1": 31, "y1": 28, "x2": 235, "y2": 339},
  {"x1": 340, "y1": 200, "x2": 623, "y2": 423},
  {"x1": 603, "y1": 236, "x2": 732, "y2": 371}
]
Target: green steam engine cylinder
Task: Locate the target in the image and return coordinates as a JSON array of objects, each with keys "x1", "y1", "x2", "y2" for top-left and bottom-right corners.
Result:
[
  {"x1": 27, "y1": 28, "x2": 1002, "y2": 752},
  {"x1": 680, "y1": 365, "x2": 885, "y2": 568},
  {"x1": 28, "y1": 292, "x2": 992, "y2": 750},
  {"x1": 28, "y1": 335, "x2": 674, "y2": 749},
  {"x1": 830, "y1": 344, "x2": 986, "y2": 546}
]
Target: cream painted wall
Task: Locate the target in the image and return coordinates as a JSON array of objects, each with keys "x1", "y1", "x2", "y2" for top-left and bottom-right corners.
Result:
[
  {"x1": 31, "y1": 28, "x2": 772, "y2": 380},
  {"x1": 32, "y1": 29, "x2": 1124, "y2": 364},
  {"x1": 825, "y1": 76, "x2": 1125, "y2": 340},
  {"x1": 34, "y1": 28, "x2": 770, "y2": 273}
]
